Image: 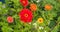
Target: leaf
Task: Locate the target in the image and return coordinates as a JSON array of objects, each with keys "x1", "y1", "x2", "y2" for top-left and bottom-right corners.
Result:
[
  {"x1": 2, "y1": 26, "x2": 13, "y2": 32},
  {"x1": 51, "y1": 23, "x2": 60, "y2": 32},
  {"x1": 48, "y1": 20, "x2": 57, "y2": 29}
]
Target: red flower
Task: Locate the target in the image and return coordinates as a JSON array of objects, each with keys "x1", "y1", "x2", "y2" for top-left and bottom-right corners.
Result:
[
  {"x1": 19, "y1": 8, "x2": 33, "y2": 23},
  {"x1": 7, "y1": 16, "x2": 14, "y2": 23},
  {"x1": 20, "y1": 0, "x2": 28, "y2": 7}
]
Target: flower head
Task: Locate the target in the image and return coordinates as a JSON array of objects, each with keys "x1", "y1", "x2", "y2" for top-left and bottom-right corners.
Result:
[
  {"x1": 7, "y1": 16, "x2": 14, "y2": 23},
  {"x1": 37, "y1": 18, "x2": 43, "y2": 23},
  {"x1": 20, "y1": 0, "x2": 28, "y2": 7},
  {"x1": 45, "y1": 4, "x2": 52, "y2": 10},
  {"x1": 30, "y1": 3, "x2": 37, "y2": 11},
  {"x1": 19, "y1": 8, "x2": 33, "y2": 23}
]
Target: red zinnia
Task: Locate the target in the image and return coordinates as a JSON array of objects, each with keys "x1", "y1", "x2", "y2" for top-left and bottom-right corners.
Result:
[
  {"x1": 19, "y1": 8, "x2": 33, "y2": 23},
  {"x1": 20, "y1": 0, "x2": 28, "y2": 7},
  {"x1": 7, "y1": 16, "x2": 14, "y2": 23}
]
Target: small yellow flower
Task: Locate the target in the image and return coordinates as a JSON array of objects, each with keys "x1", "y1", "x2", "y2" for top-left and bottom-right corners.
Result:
[{"x1": 37, "y1": 18, "x2": 43, "y2": 23}]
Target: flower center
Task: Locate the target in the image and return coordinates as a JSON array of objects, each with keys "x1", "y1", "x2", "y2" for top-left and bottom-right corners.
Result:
[
  {"x1": 39, "y1": 20, "x2": 42, "y2": 22},
  {"x1": 24, "y1": 14, "x2": 28, "y2": 17},
  {"x1": 23, "y1": 1, "x2": 25, "y2": 4}
]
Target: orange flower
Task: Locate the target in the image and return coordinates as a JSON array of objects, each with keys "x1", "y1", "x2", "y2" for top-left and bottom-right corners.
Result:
[
  {"x1": 30, "y1": 3, "x2": 37, "y2": 11},
  {"x1": 37, "y1": 18, "x2": 43, "y2": 23},
  {"x1": 45, "y1": 4, "x2": 52, "y2": 10}
]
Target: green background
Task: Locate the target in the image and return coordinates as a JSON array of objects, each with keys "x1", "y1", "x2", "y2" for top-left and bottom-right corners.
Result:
[{"x1": 0, "y1": 0, "x2": 60, "y2": 32}]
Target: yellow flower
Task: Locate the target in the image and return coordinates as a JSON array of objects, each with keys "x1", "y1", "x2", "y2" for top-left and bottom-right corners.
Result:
[{"x1": 37, "y1": 18, "x2": 43, "y2": 23}]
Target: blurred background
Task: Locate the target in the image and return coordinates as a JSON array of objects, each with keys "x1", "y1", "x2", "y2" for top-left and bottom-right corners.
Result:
[{"x1": 0, "y1": 0, "x2": 60, "y2": 32}]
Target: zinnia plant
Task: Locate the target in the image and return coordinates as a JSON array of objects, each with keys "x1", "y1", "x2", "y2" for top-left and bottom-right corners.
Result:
[
  {"x1": 30, "y1": 3, "x2": 37, "y2": 11},
  {"x1": 37, "y1": 18, "x2": 44, "y2": 23},
  {"x1": 7, "y1": 16, "x2": 14, "y2": 23},
  {"x1": 44, "y1": 4, "x2": 52, "y2": 10},
  {"x1": 20, "y1": 0, "x2": 28, "y2": 7},
  {"x1": 0, "y1": 0, "x2": 60, "y2": 32},
  {"x1": 19, "y1": 8, "x2": 33, "y2": 23}
]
